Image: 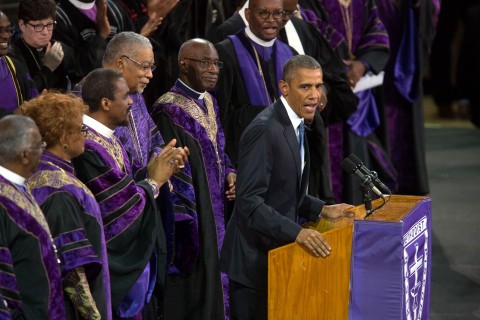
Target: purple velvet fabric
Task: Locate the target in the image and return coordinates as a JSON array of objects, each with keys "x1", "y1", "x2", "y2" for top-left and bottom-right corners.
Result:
[
  {"x1": 347, "y1": 90, "x2": 380, "y2": 137},
  {"x1": 228, "y1": 34, "x2": 292, "y2": 106},
  {"x1": 376, "y1": 0, "x2": 437, "y2": 195},
  {"x1": 114, "y1": 92, "x2": 164, "y2": 176},
  {"x1": 83, "y1": 128, "x2": 146, "y2": 241},
  {"x1": 0, "y1": 248, "x2": 21, "y2": 311},
  {"x1": 76, "y1": 126, "x2": 159, "y2": 316},
  {"x1": 152, "y1": 85, "x2": 233, "y2": 318},
  {"x1": 0, "y1": 175, "x2": 64, "y2": 320},
  {"x1": 0, "y1": 57, "x2": 19, "y2": 113},
  {"x1": 156, "y1": 86, "x2": 232, "y2": 252},
  {"x1": 26, "y1": 151, "x2": 112, "y2": 319}
]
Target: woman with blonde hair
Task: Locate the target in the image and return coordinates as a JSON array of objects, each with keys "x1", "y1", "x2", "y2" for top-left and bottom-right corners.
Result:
[{"x1": 21, "y1": 92, "x2": 112, "y2": 320}]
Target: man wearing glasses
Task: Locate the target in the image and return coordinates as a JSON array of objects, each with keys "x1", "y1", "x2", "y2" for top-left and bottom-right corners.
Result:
[
  {"x1": 210, "y1": 0, "x2": 357, "y2": 203},
  {"x1": 215, "y1": 0, "x2": 293, "y2": 167},
  {"x1": 9, "y1": 0, "x2": 80, "y2": 91},
  {"x1": 151, "y1": 38, "x2": 236, "y2": 319},
  {"x1": 74, "y1": 31, "x2": 164, "y2": 178}
]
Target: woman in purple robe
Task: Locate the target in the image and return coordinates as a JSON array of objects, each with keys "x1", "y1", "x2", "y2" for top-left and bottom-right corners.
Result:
[{"x1": 21, "y1": 92, "x2": 112, "y2": 320}]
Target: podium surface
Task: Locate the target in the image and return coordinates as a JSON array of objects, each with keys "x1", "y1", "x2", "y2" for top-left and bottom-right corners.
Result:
[{"x1": 268, "y1": 195, "x2": 432, "y2": 320}]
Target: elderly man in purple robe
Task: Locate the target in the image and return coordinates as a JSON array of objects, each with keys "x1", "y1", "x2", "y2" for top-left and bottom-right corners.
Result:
[
  {"x1": 151, "y1": 38, "x2": 236, "y2": 320},
  {"x1": 74, "y1": 31, "x2": 164, "y2": 177},
  {"x1": 0, "y1": 115, "x2": 64, "y2": 319}
]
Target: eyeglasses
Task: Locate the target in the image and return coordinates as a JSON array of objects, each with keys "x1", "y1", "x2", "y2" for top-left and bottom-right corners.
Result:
[
  {"x1": 121, "y1": 55, "x2": 157, "y2": 72},
  {"x1": 182, "y1": 58, "x2": 223, "y2": 69},
  {"x1": 283, "y1": 10, "x2": 299, "y2": 17},
  {"x1": 29, "y1": 141, "x2": 47, "y2": 151},
  {"x1": 256, "y1": 10, "x2": 285, "y2": 20},
  {"x1": 27, "y1": 21, "x2": 56, "y2": 32},
  {"x1": 0, "y1": 26, "x2": 15, "y2": 36},
  {"x1": 80, "y1": 125, "x2": 88, "y2": 137}
]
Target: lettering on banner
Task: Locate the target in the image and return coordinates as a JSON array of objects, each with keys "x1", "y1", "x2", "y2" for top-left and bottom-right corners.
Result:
[{"x1": 403, "y1": 216, "x2": 429, "y2": 320}]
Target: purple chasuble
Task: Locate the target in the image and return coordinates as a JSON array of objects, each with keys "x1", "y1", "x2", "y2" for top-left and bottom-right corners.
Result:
[
  {"x1": 27, "y1": 151, "x2": 112, "y2": 320},
  {"x1": 0, "y1": 175, "x2": 64, "y2": 320},
  {"x1": 228, "y1": 33, "x2": 292, "y2": 106},
  {"x1": 114, "y1": 92, "x2": 164, "y2": 176}
]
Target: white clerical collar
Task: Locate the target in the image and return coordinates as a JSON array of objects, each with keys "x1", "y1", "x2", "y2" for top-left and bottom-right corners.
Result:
[
  {"x1": 281, "y1": 96, "x2": 303, "y2": 129},
  {"x1": 177, "y1": 79, "x2": 205, "y2": 99},
  {"x1": 239, "y1": 1, "x2": 249, "y2": 26},
  {"x1": 69, "y1": 0, "x2": 96, "y2": 10},
  {"x1": 0, "y1": 165, "x2": 26, "y2": 186},
  {"x1": 83, "y1": 114, "x2": 115, "y2": 139},
  {"x1": 285, "y1": 20, "x2": 305, "y2": 54},
  {"x1": 245, "y1": 27, "x2": 276, "y2": 47}
]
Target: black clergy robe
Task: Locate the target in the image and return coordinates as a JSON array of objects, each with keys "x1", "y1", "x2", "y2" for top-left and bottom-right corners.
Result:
[
  {"x1": 72, "y1": 131, "x2": 166, "y2": 317},
  {"x1": 151, "y1": 84, "x2": 230, "y2": 320},
  {"x1": 9, "y1": 39, "x2": 81, "y2": 91},
  {"x1": 55, "y1": 0, "x2": 134, "y2": 77},
  {"x1": 215, "y1": 32, "x2": 295, "y2": 166},
  {"x1": 213, "y1": 17, "x2": 357, "y2": 202}
]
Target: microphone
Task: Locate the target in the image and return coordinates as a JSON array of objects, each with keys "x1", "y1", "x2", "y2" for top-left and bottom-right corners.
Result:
[
  {"x1": 341, "y1": 158, "x2": 384, "y2": 198},
  {"x1": 347, "y1": 154, "x2": 392, "y2": 195}
]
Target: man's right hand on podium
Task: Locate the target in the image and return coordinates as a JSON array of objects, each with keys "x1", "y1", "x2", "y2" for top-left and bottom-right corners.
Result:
[{"x1": 296, "y1": 229, "x2": 331, "y2": 258}]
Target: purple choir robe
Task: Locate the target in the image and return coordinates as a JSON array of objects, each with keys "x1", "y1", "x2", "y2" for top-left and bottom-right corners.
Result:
[
  {"x1": 377, "y1": 0, "x2": 440, "y2": 195},
  {"x1": 151, "y1": 83, "x2": 235, "y2": 319},
  {"x1": 71, "y1": 127, "x2": 164, "y2": 317},
  {"x1": 0, "y1": 174, "x2": 64, "y2": 319},
  {"x1": 114, "y1": 92, "x2": 164, "y2": 176},
  {"x1": 0, "y1": 56, "x2": 38, "y2": 114},
  {"x1": 304, "y1": 0, "x2": 396, "y2": 204},
  {"x1": 26, "y1": 151, "x2": 112, "y2": 320}
]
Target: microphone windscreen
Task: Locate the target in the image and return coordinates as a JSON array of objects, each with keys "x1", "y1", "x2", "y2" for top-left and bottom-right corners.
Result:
[
  {"x1": 341, "y1": 158, "x2": 357, "y2": 174},
  {"x1": 348, "y1": 153, "x2": 363, "y2": 165}
]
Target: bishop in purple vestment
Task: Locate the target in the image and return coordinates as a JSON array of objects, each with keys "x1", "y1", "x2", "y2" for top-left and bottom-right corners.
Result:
[{"x1": 151, "y1": 39, "x2": 236, "y2": 320}]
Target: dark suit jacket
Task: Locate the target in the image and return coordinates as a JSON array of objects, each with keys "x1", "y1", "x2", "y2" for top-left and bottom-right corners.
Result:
[{"x1": 220, "y1": 99, "x2": 325, "y2": 291}]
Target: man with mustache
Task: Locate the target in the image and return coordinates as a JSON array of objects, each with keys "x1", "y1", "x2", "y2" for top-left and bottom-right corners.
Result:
[
  {"x1": 150, "y1": 38, "x2": 236, "y2": 319},
  {"x1": 75, "y1": 31, "x2": 163, "y2": 177}
]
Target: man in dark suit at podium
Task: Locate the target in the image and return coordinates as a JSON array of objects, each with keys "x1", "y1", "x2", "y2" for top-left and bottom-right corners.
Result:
[{"x1": 220, "y1": 55, "x2": 353, "y2": 319}]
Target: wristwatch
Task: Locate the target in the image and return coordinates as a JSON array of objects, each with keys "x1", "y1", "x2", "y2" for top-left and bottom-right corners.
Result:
[{"x1": 145, "y1": 178, "x2": 160, "y2": 199}]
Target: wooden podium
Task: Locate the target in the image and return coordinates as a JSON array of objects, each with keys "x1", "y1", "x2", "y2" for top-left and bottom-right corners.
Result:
[{"x1": 268, "y1": 195, "x2": 432, "y2": 320}]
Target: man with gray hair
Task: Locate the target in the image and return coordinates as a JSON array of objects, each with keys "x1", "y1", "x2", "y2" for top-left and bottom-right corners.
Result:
[
  {"x1": 0, "y1": 115, "x2": 64, "y2": 319},
  {"x1": 75, "y1": 31, "x2": 163, "y2": 177}
]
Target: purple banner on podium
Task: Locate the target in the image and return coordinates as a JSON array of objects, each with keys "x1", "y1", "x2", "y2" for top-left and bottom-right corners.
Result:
[{"x1": 349, "y1": 198, "x2": 432, "y2": 320}]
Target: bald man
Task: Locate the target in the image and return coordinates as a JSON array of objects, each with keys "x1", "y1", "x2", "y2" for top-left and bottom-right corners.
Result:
[{"x1": 150, "y1": 38, "x2": 234, "y2": 320}]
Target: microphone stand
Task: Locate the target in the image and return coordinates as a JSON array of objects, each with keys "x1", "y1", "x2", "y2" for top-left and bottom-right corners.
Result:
[{"x1": 361, "y1": 184, "x2": 373, "y2": 218}]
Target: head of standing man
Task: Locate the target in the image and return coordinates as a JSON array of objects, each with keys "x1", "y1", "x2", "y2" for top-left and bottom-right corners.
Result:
[{"x1": 102, "y1": 31, "x2": 156, "y2": 94}]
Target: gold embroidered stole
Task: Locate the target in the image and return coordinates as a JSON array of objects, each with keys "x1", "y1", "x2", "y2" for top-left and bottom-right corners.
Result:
[
  {"x1": 27, "y1": 161, "x2": 95, "y2": 199},
  {"x1": 158, "y1": 92, "x2": 223, "y2": 182},
  {"x1": 87, "y1": 130, "x2": 127, "y2": 173},
  {"x1": 0, "y1": 181, "x2": 52, "y2": 236}
]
